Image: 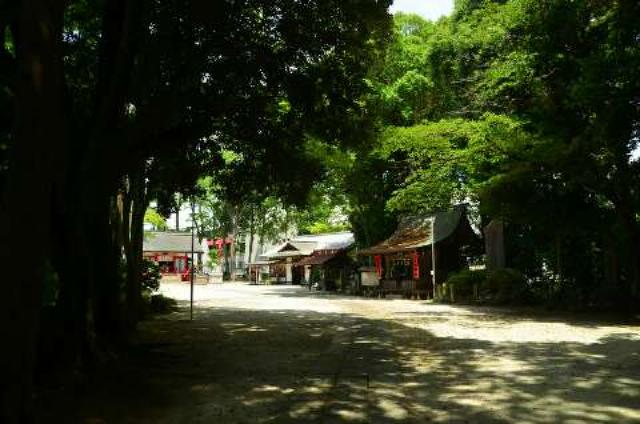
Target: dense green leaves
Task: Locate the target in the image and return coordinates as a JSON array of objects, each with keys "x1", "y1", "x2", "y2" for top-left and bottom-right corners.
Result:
[
  {"x1": 0, "y1": 2, "x2": 393, "y2": 412},
  {"x1": 347, "y1": 0, "x2": 640, "y2": 305},
  {"x1": 378, "y1": 113, "x2": 536, "y2": 213}
]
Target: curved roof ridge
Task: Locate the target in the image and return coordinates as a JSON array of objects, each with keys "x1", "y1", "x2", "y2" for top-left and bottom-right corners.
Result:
[{"x1": 359, "y1": 207, "x2": 466, "y2": 255}]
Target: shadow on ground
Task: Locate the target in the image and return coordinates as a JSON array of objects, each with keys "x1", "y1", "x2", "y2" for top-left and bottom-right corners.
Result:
[{"x1": 36, "y1": 291, "x2": 640, "y2": 423}]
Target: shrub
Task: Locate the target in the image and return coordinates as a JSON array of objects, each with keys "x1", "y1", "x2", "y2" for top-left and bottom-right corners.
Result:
[
  {"x1": 208, "y1": 248, "x2": 219, "y2": 265},
  {"x1": 444, "y1": 268, "x2": 531, "y2": 305},
  {"x1": 310, "y1": 267, "x2": 322, "y2": 284},
  {"x1": 482, "y1": 268, "x2": 529, "y2": 304},
  {"x1": 149, "y1": 294, "x2": 177, "y2": 314},
  {"x1": 445, "y1": 269, "x2": 487, "y2": 301},
  {"x1": 141, "y1": 259, "x2": 161, "y2": 292}
]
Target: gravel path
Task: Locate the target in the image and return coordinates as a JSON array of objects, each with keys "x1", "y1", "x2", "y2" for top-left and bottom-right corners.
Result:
[{"x1": 48, "y1": 282, "x2": 640, "y2": 423}]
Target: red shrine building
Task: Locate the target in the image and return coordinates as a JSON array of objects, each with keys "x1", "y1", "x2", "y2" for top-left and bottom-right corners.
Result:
[{"x1": 143, "y1": 232, "x2": 204, "y2": 274}]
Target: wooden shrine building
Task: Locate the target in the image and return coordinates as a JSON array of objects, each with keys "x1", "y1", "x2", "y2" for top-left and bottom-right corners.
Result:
[
  {"x1": 263, "y1": 232, "x2": 355, "y2": 284},
  {"x1": 143, "y1": 232, "x2": 204, "y2": 275},
  {"x1": 358, "y1": 206, "x2": 478, "y2": 299},
  {"x1": 264, "y1": 240, "x2": 316, "y2": 284},
  {"x1": 294, "y1": 249, "x2": 354, "y2": 291}
]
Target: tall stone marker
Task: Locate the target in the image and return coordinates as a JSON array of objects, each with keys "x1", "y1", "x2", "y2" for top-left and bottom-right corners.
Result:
[{"x1": 484, "y1": 219, "x2": 505, "y2": 270}]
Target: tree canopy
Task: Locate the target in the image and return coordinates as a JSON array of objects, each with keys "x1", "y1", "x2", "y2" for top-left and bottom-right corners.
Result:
[
  {"x1": 344, "y1": 0, "x2": 639, "y2": 305},
  {"x1": 0, "y1": 1, "x2": 391, "y2": 420},
  {"x1": 1, "y1": 0, "x2": 639, "y2": 420}
]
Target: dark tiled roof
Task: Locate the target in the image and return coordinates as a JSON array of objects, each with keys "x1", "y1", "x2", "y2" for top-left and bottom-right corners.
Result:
[
  {"x1": 294, "y1": 251, "x2": 341, "y2": 266},
  {"x1": 143, "y1": 232, "x2": 204, "y2": 253}
]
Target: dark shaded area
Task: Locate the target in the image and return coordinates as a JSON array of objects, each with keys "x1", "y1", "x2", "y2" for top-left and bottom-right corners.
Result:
[{"x1": 36, "y1": 289, "x2": 640, "y2": 423}]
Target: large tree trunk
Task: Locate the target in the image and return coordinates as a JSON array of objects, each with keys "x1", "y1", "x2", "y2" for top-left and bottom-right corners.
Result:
[
  {"x1": 81, "y1": 0, "x2": 144, "y2": 341},
  {"x1": 228, "y1": 205, "x2": 241, "y2": 279},
  {"x1": 51, "y1": 201, "x2": 93, "y2": 373},
  {"x1": 111, "y1": 189, "x2": 125, "y2": 260},
  {"x1": 0, "y1": 2, "x2": 67, "y2": 421},
  {"x1": 90, "y1": 188, "x2": 124, "y2": 343},
  {"x1": 614, "y1": 200, "x2": 640, "y2": 301},
  {"x1": 125, "y1": 167, "x2": 147, "y2": 329},
  {"x1": 55, "y1": 168, "x2": 122, "y2": 368},
  {"x1": 610, "y1": 164, "x2": 640, "y2": 303},
  {"x1": 247, "y1": 206, "x2": 255, "y2": 266}
]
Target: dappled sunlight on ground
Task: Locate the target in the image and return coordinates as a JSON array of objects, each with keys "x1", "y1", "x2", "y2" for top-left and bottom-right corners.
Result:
[{"x1": 39, "y1": 282, "x2": 640, "y2": 423}]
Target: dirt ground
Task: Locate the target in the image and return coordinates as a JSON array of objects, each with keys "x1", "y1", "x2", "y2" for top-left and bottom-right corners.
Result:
[{"x1": 39, "y1": 282, "x2": 640, "y2": 423}]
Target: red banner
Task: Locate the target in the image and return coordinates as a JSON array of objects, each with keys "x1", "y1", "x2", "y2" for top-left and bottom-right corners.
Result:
[
  {"x1": 374, "y1": 255, "x2": 383, "y2": 278},
  {"x1": 412, "y1": 252, "x2": 420, "y2": 279}
]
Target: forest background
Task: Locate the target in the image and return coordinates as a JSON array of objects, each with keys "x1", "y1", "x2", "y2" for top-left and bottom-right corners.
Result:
[{"x1": 0, "y1": 0, "x2": 638, "y2": 421}]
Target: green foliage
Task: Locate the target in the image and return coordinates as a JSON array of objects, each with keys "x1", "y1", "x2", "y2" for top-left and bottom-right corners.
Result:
[
  {"x1": 193, "y1": 177, "x2": 296, "y2": 250},
  {"x1": 307, "y1": 221, "x2": 349, "y2": 235},
  {"x1": 482, "y1": 268, "x2": 529, "y2": 305},
  {"x1": 354, "y1": 0, "x2": 640, "y2": 307},
  {"x1": 446, "y1": 269, "x2": 485, "y2": 299},
  {"x1": 342, "y1": 150, "x2": 398, "y2": 247},
  {"x1": 292, "y1": 189, "x2": 350, "y2": 235},
  {"x1": 207, "y1": 248, "x2": 219, "y2": 265},
  {"x1": 1, "y1": 0, "x2": 399, "y2": 405},
  {"x1": 378, "y1": 113, "x2": 535, "y2": 214},
  {"x1": 253, "y1": 196, "x2": 297, "y2": 243},
  {"x1": 144, "y1": 208, "x2": 168, "y2": 231},
  {"x1": 310, "y1": 267, "x2": 322, "y2": 285},
  {"x1": 445, "y1": 267, "x2": 529, "y2": 304},
  {"x1": 148, "y1": 294, "x2": 177, "y2": 314},
  {"x1": 191, "y1": 178, "x2": 231, "y2": 239},
  {"x1": 371, "y1": 13, "x2": 437, "y2": 125},
  {"x1": 140, "y1": 259, "x2": 161, "y2": 293}
]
